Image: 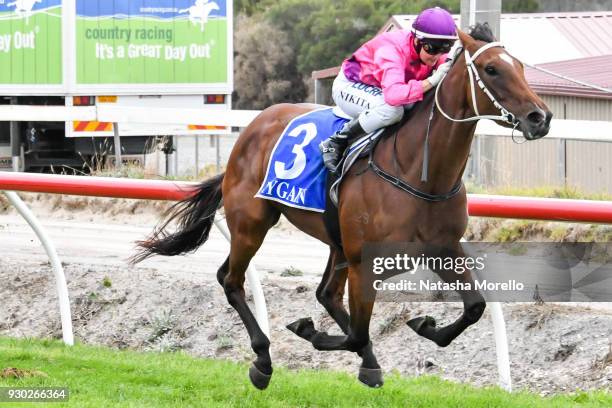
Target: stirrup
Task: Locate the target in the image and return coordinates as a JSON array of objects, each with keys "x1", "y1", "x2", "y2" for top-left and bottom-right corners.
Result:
[{"x1": 320, "y1": 143, "x2": 343, "y2": 173}]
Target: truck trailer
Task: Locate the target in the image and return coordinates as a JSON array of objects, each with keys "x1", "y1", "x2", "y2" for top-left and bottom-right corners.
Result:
[{"x1": 0, "y1": 0, "x2": 232, "y2": 172}]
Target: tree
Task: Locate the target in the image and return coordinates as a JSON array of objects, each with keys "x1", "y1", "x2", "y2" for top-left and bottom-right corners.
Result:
[
  {"x1": 233, "y1": 14, "x2": 307, "y2": 109},
  {"x1": 234, "y1": 0, "x2": 274, "y2": 16},
  {"x1": 264, "y1": 0, "x2": 460, "y2": 75},
  {"x1": 233, "y1": 0, "x2": 462, "y2": 106},
  {"x1": 502, "y1": 0, "x2": 540, "y2": 12}
]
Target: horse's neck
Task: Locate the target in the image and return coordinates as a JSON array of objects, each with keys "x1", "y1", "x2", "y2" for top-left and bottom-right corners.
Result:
[{"x1": 392, "y1": 68, "x2": 477, "y2": 194}]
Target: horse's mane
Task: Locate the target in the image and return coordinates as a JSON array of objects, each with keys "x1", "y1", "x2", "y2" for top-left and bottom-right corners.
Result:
[{"x1": 468, "y1": 22, "x2": 496, "y2": 43}]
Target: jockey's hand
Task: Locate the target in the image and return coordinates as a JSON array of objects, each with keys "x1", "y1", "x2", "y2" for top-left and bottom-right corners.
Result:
[{"x1": 428, "y1": 61, "x2": 452, "y2": 87}]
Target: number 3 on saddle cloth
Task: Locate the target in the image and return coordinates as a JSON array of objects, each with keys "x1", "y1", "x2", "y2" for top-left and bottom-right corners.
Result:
[{"x1": 256, "y1": 107, "x2": 378, "y2": 212}]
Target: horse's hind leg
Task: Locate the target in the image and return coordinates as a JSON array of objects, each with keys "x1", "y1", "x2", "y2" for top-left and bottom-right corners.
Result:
[
  {"x1": 288, "y1": 249, "x2": 383, "y2": 387},
  {"x1": 407, "y1": 245, "x2": 486, "y2": 347},
  {"x1": 219, "y1": 199, "x2": 280, "y2": 390}
]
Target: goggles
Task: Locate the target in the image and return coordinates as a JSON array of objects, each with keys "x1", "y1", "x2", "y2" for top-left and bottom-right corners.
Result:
[{"x1": 420, "y1": 40, "x2": 453, "y2": 55}]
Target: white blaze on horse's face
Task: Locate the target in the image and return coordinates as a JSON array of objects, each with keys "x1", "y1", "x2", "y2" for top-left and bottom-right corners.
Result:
[
  {"x1": 498, "y1": 53, "x2": 514, "y2": 67},
  {"x1": 473, "y1": 44, "x2": 552, "y2": 140}
]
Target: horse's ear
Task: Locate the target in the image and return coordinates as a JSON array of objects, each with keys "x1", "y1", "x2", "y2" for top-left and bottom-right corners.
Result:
[{"x1": 457, "y1": 29, "x2": 476, "y2": 51}]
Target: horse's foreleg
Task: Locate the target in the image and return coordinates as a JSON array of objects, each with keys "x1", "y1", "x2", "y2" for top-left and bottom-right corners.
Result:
[
  {"x1": 288, "y1": 250, "x2": 382, "y2": 386},
  {"x1": 287, "y1": 264, "x2": 379, "y2": 380},
  {"x1": 407, "y1": 246, "x2": 486, "y2": 347}
]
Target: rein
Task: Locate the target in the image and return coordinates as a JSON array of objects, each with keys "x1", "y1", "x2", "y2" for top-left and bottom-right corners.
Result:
[{"x1": 367, "y1": 40, "x2": 518, "y2": 202}]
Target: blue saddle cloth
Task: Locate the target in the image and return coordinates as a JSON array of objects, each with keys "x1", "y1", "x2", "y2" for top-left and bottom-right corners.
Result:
[{"x1": 255, "y1": 107, "x2": 348, "y2": 212}]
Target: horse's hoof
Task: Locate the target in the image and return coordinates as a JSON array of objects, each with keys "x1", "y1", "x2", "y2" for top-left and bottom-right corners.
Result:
[
  {"x1": 249, "y1": 364, "x2": 272, "y2": 390},
  {"x1": 406, "y1": 315, "x2": 436, "y2": 335},
  {"x1": 358, "y1": 367, "x2": 384, "y2": 388},
  {"x1": 286, "y1": 317, "x2": 316, "y2": 340}
]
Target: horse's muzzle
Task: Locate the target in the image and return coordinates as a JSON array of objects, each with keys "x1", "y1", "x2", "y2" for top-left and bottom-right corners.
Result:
[{"x1": 520, "y1": 110, "x2": 553, "y2": 140}]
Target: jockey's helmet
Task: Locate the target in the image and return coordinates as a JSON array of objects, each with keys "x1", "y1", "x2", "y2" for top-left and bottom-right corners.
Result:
[{"x1": 412, "y1": 7, "x2": 457, "y2": 54}]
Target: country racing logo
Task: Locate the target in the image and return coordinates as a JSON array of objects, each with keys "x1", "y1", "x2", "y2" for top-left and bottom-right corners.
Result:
[{"x1": 179, "y1": 0, "x2": 219, "y2": 32}]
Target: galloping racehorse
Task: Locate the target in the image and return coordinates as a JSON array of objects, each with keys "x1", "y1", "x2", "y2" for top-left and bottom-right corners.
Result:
[
  {"x1": 132, "y1": 25, "x2": 551, "y2": 389},
  {"x1": 179, "y1": 0, "x2": 220, "y2": 32}
]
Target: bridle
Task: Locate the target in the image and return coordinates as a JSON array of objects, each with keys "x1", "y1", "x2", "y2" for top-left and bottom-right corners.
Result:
[{"x1": 435, "y1": 41, "x2": 520, "y2": 128}]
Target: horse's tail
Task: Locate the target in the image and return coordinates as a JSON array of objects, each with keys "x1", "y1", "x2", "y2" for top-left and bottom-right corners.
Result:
[{"x1": 130, "y1": 173, "x2": 224, "y2": 265}]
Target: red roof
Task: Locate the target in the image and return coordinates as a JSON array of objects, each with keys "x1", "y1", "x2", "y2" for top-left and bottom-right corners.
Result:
[
  {"x1": 525, "y1": 55, "x2": 612, "y2": 100},
  {"x1": 540, "y1": 12, "x2": 612, "y2": 58}
]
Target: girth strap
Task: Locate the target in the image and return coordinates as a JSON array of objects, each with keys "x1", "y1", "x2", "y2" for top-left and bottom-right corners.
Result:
[{"x1": 367, "y1": 145, "x2": 463, "y2": 202}]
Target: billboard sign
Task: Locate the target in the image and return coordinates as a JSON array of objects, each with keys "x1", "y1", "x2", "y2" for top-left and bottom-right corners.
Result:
[
  {"x1": 75, "y1": 0, "x2": 231, "y2": 92},
  {"x1": 0, "y1": 0, "x2": 62, "y2": 86}
]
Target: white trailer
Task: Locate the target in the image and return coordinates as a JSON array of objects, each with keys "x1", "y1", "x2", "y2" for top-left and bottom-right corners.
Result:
[{"x1": 0, "y1": 0, "x2": 233, "y2": 172}]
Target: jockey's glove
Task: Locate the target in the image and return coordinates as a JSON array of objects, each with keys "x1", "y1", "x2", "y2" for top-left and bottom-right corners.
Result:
[{"x1": 428, "y1": 60, "x2": 453, "y2": 87}]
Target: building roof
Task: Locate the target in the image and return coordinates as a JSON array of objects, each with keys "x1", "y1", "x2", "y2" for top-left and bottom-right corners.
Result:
[
  {"x1": 525, "y1": 55, "x2": 612, "y2": 100},
  {"x1": 312, "y1": 12, "x2": 612, "y2": 100},
  {"x1": 383, "y1": 12, "x2": 612, "y2": 64}
]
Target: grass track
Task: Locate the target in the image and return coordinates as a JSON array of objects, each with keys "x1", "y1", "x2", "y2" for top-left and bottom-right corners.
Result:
[{"x1": 0, "y1": 337, "x2": 610, "y2": 407}]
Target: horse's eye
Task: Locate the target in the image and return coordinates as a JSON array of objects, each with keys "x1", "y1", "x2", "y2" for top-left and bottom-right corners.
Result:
[{"x1": 485, "y1": 65, "x2": 497, "y2": 76}]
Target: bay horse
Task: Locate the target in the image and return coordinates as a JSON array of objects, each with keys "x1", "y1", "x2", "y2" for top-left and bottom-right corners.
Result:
[{"x1": 132, "y1": 24, "x2": 552, "y2": 390}]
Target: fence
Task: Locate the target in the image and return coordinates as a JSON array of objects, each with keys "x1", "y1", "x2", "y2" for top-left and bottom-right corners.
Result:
[
  {"x1": 4, "y1": 104, "x2": 612, "y2": 184},
  {"x1": 2, "y1": 171, "x2": 612, "y2": 392},
  {"x1": 467, "y1": 119, "x2": 612, "y2": 193},
  {"x1": 0, "y1": 174, "x2": 269, "y2": 351},
  {"x1": 2, "y1": 105, "x2": 612, "y2": 138}
]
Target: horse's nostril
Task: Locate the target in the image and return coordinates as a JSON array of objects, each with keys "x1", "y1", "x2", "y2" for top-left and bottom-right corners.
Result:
[
  {"x1": 545, "y1": 111, "x2": 553, "y2": 125},
  {"x1": 527, "y1": 111, "x2": 545, "y2": 125}
]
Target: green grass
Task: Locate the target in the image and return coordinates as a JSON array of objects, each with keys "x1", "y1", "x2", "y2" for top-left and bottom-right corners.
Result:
[{"x1": 0, "y1": 337, "x2": 610, "y2": 407}]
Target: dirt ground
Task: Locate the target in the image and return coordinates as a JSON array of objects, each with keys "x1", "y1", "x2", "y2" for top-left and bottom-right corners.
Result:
[{"x1": 0, "y1": 194, "x2": 610, "y2": 395}]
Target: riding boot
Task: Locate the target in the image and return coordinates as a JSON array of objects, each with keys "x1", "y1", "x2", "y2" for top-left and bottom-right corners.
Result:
[{"x1": 319, "y1": 118, "x2": 367, "y2": 173}]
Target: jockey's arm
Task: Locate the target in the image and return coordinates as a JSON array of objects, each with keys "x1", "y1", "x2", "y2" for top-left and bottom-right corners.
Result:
[{"x1": 374, "y1": 46, "x2": 425, "y2": 106}]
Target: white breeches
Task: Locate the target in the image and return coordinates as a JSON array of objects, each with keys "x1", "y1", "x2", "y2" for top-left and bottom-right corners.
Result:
[{"x1": 332, "y1": 70, "x2": 410, "y2": 134}]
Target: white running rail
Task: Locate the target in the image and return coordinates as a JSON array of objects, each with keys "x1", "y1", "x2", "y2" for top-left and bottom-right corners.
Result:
[{"x1": 2, "y1": 191, "x2": 74, "y2": 346}]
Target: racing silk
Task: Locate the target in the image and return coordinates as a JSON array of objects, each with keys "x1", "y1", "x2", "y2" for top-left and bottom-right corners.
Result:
[{"x1": 342, "y1": 30, "x2": 447, "y2": 106}]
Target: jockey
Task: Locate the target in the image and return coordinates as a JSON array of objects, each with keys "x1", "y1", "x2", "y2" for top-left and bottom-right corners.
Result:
[{"x1": 320, "y1": 7, "x2": 458, "y2": 173}]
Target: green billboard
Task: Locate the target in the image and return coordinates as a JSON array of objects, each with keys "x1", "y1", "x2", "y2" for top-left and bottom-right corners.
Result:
[
  {"x1": 75, "y1": 0, "x2": 229, "y2": 86},
  {"x1": 0, "y1": 0, "x2": 62, "y2": 85}
]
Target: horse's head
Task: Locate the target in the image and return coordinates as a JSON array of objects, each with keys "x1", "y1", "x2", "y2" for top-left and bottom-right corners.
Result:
[{"x1": 451, "y1": 24, "x2": 552, "y2": 140}]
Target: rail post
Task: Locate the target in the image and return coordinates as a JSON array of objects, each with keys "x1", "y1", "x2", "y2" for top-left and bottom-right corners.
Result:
[
  {"x1": 113, "y1": 123, "x2": 122, "y2": 171},
  {"x1": 2, "y1": 191, "x2": 74, "y2": 346}
]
